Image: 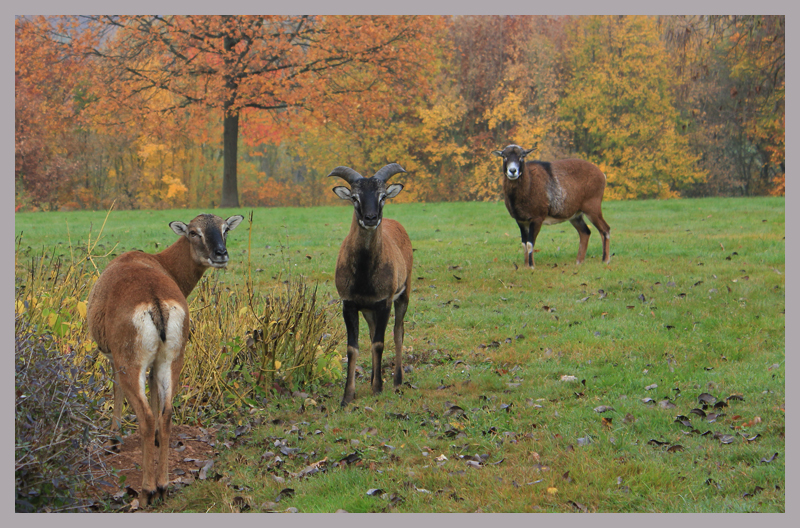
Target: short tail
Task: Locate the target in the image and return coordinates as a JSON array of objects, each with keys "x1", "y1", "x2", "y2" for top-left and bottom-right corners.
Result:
[{"x1": 150, "y1": 299, "x2": 168, "y2": 342}]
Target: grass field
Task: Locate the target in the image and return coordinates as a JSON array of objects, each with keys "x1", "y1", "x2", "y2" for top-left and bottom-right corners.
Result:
[{"x1": 14, "y1": 196, "x2": 785, "y2": 512}]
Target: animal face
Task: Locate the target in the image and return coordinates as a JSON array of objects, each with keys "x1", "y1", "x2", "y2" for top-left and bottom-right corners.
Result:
[
  {"x1": 333, "y1": 178, "x2": 403, "y2": 230},
  {"x1": 493, "y1": 144, "x2": 535, "y2": 180},
  {"x1": 170, "y1": 214, "x2": 244, "y2": 268}
]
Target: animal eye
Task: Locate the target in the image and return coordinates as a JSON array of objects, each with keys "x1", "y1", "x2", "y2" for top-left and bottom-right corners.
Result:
[{"x1": 189, "y1": 231, "x2": 200, "y2": 238}]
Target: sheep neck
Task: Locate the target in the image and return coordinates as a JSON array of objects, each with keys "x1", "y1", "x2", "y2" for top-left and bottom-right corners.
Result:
[{"x1": 153, "y1": 236, "x2": 207, "y2": 299}]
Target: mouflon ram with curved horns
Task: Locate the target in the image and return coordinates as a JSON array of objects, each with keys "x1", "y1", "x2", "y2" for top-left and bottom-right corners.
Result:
[{"x1": 330, "y1": 163, "x2": 413, "y2": 407}]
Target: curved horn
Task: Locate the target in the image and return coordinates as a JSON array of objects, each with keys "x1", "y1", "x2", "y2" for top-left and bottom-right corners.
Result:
[
  {"x1": 327, "y1": 166, "x2": 364, "y2": 185},
  {"x1": 373, "y1": 163, "x2": 406, "y2": 182}
]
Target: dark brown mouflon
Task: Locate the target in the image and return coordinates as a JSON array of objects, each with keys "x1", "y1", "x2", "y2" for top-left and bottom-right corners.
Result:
[
  {"x1": 493, "y1": 144, "x2": 611, "y2": 268},
  {"x1": 330, "y1": 164, "x2": 413, "y2": 407}
]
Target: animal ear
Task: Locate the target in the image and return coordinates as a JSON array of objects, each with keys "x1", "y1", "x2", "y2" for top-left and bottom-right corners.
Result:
[
  {"x1": 225, "y1": 215, "x2": 244, "y2": 231},
  {"x1": 492, "y1": 150, "x2": 504, "y2": 158},
  {"x1": 521, "y1": 148, "x2": 535, "y2": 159},
  {"x1": 170, "y1": 221, "x2": 189, "y2": 237},
  {"x1": 385, "y1": 183, "x2": 404, "y2": 199},
  {"x1": 333, "y1": 186, "x2": 352, "y2": 200}
]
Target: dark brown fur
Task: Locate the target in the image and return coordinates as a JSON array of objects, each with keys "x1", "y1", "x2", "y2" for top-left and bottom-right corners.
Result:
[
  {"x1": 330, "y1": 165, "x2": 412, "y2": 407},
  {"x1": 494, "y1": 145, "x2": 611, "y2": 268}
]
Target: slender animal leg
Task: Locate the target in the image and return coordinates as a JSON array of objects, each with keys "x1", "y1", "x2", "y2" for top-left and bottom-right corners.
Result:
[
  {"x1": 517, "y1": 222, "x2": 531, "y2": 268},
  {"x1": 362, "y1": 310, "x2": 377, "y2": 383},
  {"x1": 570, "y1": 214, "x2": 592, "y2": 264},
  {"x1": 110, "y1": 361, "x2": 124, "y2": 437},
  {"x1": 148, "y1": 367, "x2": 160, "y2": 443},
  {"x1": 369, "y1": 302, "x2": 392, "y2": 395},
  {"x1": 585, "y1": 211, "x2": 611, "y2": 263},
  {"x1": 392, "y1": 291, "x2": 409, "y2": 388},
  {"x1": 151, "y1": 353, "x2": 183, "y2": 501},
  {"x1": 341, "y1": 301, "x2": 360, "y2": 406},
  {"x1": 116, "y1": 367, "x2": 158, "y2": 504},
  {"x1": 527, "y1": 220, "x2": 543, "y2": 268}
]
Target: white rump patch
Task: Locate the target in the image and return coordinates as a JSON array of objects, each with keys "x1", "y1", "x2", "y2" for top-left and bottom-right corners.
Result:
[{"x1": 131, "y1": 301, "x2": 186, "y2": 402}]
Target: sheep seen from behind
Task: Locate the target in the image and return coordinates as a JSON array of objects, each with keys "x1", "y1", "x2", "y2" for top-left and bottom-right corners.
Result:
[{"x1": 86, "y1": 213, "x2": 243, "y2": 505}]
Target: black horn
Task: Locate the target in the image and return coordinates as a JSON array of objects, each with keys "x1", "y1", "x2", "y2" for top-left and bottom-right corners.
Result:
[
  {"x1": 328, "y1": 166, "x2": 364, "y2": 185},
  {"x1": 373, "y1": 163, "x2": 406, "y2": 182}
]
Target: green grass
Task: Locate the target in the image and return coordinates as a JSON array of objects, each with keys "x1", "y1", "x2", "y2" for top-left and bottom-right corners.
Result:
[{"x1": 14, "y1": 196, "x2": 785, "y2": 512}]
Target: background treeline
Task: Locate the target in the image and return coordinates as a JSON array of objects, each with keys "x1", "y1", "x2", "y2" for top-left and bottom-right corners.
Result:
[{"x1": 15, "y1": 15, "x2": 784, "y2": 212}]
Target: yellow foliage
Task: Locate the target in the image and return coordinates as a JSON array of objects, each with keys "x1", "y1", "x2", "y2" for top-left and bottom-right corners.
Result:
[{"x1": 162, "y1": 174, "x2": 188, "y2": 199}]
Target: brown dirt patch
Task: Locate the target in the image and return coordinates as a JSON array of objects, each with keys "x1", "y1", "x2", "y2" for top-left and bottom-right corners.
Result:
[{"x1": 84, "y1": 424, "x2": 219, "y2": 503}]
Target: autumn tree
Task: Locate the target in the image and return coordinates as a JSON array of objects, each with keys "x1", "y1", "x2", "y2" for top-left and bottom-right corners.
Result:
[
  {"x1": 558, "y1": 15, "x2": 703, "y2": 199},
  {"x1": 15, "y1": 17, "x2": 92, "y2": 210},
  {"x1": 56, "y1": 15, "x2": 445, "y2": 208},
  {"x1": 663, "y1": 15, "x2": 784, "y2": 196},
  {"x1": 411, "y1": 15, "x2": 567, "y2": 201}
]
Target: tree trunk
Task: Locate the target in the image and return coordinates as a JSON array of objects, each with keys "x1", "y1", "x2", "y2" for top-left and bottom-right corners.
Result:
[
  {"x1": 220, "y1": 30, "x2": 240, "y2": 208},
  {"x1": 220, "y1": 103, "x2": 240, "y2": 208}
]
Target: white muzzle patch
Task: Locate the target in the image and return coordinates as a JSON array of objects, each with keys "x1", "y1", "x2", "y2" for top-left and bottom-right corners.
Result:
[
  {"x1": 358, "y1": 219, "x2": 380, "y2": 230},
  {"x1": 506, "y1": 161, "x2": 521, "y2": 180}
]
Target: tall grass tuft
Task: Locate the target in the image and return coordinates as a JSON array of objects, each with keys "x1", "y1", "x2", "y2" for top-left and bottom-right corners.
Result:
[{"x1": 177, "y1": 215, "x2": 343, "y2": 423}]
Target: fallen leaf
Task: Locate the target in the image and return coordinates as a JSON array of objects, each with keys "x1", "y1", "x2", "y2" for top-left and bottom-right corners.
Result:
[
  {"x1": 742, "y1": 416, "x2": 762, "y2": 427},
  {"x1": 561, "y1": 375, "x2": 578, "y2": 382},
  {"x1": 601, "y1": 417, "x2": 613, "y2": 429},
  {"x1": 547, "y1": 487, "x2": 558, "y2": 495},
  {"x1": 658, "y1": 400, "x2": 676, "y2": 409},
  {"x1": 760, "y1": 453, "x2": 779, "y2": 463},
  {"x1": 594, "y1": 405, "x2": 614, "y2": 413},
  {"x1": 570, "y1": 501, "x2": 588, "y2": 512},
  {"x1": 232, "y1": 496, "x2": 250, "y2": 512},
  {"x1": 366, "y1": 488, "x2": 384, "y2": 496},
  {"x1": 645, "y1": 384, "x2": 658, "y2": 391},
  {"x1": 698, "y1": 393, "x2": 717, "y2": 405},
  {"x1": 715, "y1": 434, "x2": 736, "y2": 445},
  {"x1": 275, "y1": 488, "x2": 295, "y2": 502},
  {"x1": 198, "y1": 460, "x2": 214, "y2": 480},
  {"x1": 338, "y1": 451, "x2": 361, "y2": 466},
  {"x1": 667, "y1": 444, "x2": 684, "y2": 453},
  {"x1": 292, "y1": 457, "x2": 328, "y2": 479},
  {"x1": 260, "y1": 501, "x2": 279, "y2": 512}
]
